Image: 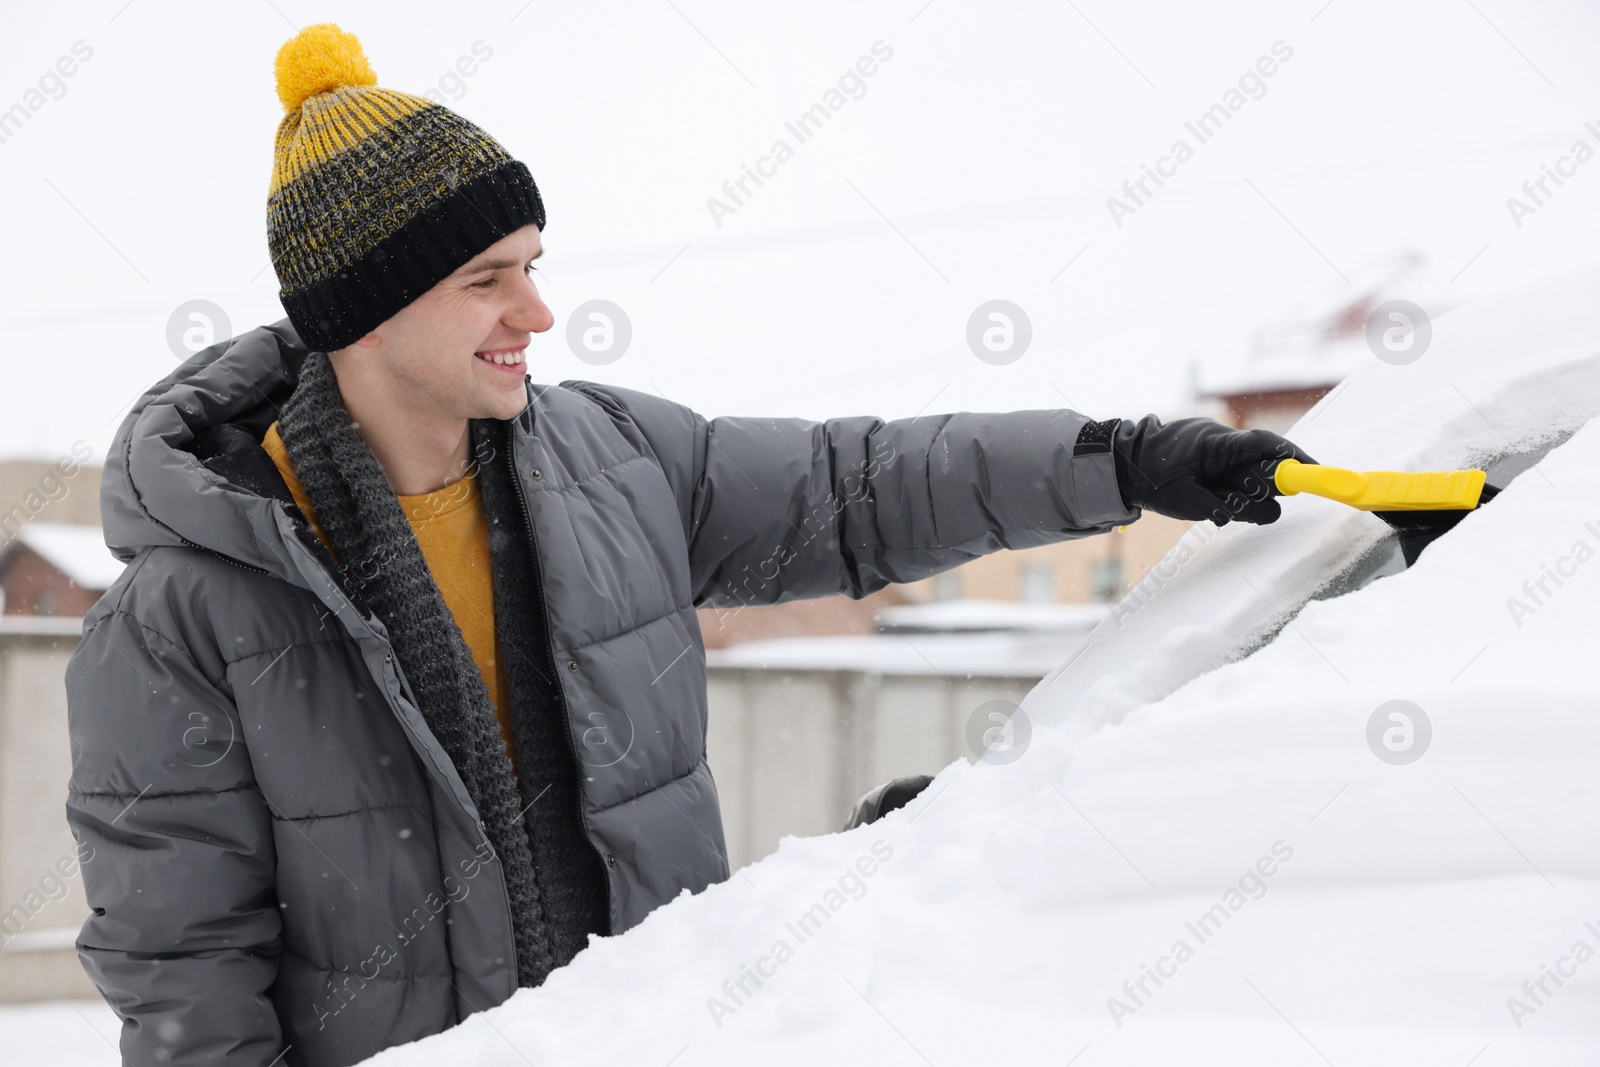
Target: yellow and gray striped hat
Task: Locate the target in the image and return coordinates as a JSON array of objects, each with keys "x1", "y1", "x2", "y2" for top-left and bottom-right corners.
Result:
[{"x1": 268, "y1": 24, "x2": 545, "y2": 352}]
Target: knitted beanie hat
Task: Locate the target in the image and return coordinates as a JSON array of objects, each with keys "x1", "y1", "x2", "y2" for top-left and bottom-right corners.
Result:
[{"x1": 268, "y1": 24, "x2": 545, "y2": 352}]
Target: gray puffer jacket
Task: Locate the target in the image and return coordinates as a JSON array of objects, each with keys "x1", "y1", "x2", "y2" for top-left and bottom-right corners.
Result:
[{"x1": 64, "y1": 319, "x2": 1136, "y2": 1066}]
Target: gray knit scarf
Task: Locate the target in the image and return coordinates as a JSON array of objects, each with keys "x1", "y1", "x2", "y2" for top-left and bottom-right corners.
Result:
[{"x1": 276, "y1": 350, "x2": 607, "y2": 989}]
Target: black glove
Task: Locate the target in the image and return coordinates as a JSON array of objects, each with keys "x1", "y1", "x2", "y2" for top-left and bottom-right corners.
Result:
[
  {"x1": 841, "y1": 774, "x2": 935, "y2": 831},
  {"x1": 1079, "y1": 415, "x2": 1317, "y2": 526}
]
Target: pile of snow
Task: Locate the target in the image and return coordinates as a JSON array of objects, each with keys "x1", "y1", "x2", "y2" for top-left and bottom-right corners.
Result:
[{"x1": 365, "y1": 264, "x2": 1600, "y2": 1064}]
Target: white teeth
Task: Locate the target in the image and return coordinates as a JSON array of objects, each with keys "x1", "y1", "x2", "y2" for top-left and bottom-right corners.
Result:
[{"x1": 479, "y1": 350, "x2": 524, "y2": 365}]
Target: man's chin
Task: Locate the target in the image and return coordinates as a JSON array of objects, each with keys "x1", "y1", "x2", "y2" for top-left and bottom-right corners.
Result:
[{"x1": 475, "y1": 383, "x2": 529, "y2": 422}]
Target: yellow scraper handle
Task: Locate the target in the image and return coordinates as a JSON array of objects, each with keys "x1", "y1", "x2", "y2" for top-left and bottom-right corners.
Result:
[{"x1": 1273, "y1": 459, "x2": 1486, "y2": 511}]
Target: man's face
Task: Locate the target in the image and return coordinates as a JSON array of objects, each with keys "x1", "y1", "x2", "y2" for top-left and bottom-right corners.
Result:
[{"x1": 339, "y1": 224, "x2": 552, "y2": 422}]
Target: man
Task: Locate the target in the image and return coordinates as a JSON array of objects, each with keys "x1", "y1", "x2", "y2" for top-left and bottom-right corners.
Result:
[{"x1": 64, "y1": 23, "x2": 1313, "y2": 1067}]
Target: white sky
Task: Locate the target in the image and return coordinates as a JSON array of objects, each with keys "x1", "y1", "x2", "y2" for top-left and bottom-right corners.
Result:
[{"x1": 3, "y1": 0, "x2": 1599, "y2": 463}]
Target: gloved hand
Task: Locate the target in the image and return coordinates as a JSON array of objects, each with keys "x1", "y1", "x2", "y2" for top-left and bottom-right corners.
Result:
[
  {"x1": 842, "y1": 774, "x2": 935, "y2": 831},
  {"x1": 1079, "y1": 415, "x2": 1317, "y2": 526}
]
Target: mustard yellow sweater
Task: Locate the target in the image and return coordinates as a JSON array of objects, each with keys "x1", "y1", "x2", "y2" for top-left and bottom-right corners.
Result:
[{"x1": 261, "y1": 422, "x2": 518, "y2": 773}]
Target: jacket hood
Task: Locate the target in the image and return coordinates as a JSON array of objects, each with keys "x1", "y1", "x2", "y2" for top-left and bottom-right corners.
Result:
[{"x1": 102, "y1": 319, "x2": 313, "y2": 577}]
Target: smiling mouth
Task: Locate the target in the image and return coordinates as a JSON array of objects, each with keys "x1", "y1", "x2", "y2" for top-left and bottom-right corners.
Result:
[{"x1": 474, "y1": 346, "x2": 527, "y2": 370}]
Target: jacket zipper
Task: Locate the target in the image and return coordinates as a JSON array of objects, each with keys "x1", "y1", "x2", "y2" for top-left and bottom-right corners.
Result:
[
  {"x1": 506, "y1": 441, "x2": 617, "y2": 928},
  {"x1": 176, "y1": 534, "x2": 271, "y2": 575}
]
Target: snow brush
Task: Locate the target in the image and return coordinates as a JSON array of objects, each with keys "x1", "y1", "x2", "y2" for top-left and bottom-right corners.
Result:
[
  {"x1": 1274, "y1": 458, "x2": 1496, "y2": 566},
  {"x1": 1273, "y1": 459, "x2": 1486, "y2": 512}
]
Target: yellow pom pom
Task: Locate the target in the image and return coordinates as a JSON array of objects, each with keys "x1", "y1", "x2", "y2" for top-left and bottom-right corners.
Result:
[{"x1": 274, "y1": 23, "x2": 378, "y2": 113}]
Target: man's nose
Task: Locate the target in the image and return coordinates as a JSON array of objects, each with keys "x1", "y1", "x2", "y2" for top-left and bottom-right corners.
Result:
[{"x1": 511, "y1": 274, "x2": 555, "y2": 334}]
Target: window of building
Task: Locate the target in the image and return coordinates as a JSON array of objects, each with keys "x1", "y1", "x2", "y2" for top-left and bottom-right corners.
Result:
[
  {"x1": 1090, "y1": 558, "x2": 1125, "y2": 602},
  {"x1": 1018, "y1": 562, "x2": 1054, "y2": 603}
]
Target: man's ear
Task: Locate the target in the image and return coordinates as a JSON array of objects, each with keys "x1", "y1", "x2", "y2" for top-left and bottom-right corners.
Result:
[{"x1": 328, "y1": 331, "x2": 381, "y2": 366}]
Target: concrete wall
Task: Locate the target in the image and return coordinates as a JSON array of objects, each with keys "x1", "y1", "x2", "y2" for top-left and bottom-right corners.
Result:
[
  {"x1": 0, "y1": 620, "x2": 97, "y2": 1002},
  {"x1": 706, "y1": 667, "x2": 1039, "y2": 871}
]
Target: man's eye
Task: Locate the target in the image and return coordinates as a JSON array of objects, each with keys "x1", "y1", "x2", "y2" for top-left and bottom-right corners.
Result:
[{"x1": 472, "y1": 278, "x2": 495, "y2": 289}]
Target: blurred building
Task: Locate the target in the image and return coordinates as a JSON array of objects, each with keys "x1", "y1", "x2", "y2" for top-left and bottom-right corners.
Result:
[
  {"x1": 698, "y1": 588, "x2": 906, "y2": 649},
  {"x1": 0, "y1": 463, "x2": 110, "y2": 1001},
  {"x1": 0, "y1": 523, "x2": 125, "y2": 617},
  {"x1": 1200, "y1": 249, "x2": 1450, "y2": 433},
  {"x1": 893, "y1": 509, "x2": 1195, "y2": 609}
]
